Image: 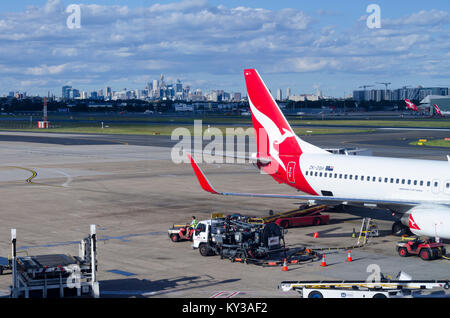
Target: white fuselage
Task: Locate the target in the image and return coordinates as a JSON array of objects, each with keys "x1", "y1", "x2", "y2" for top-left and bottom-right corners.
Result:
[{"x1": 300, "y1": 154, "x2": 450, "y2": 203}]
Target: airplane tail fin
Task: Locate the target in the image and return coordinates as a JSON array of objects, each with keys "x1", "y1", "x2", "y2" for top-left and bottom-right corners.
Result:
[
  {"x1": 405, "y1": 99, "x2": 418, "y2": 111},
  {"x1": 243, "y1": 69, "x2": 328, "y2": 165}
]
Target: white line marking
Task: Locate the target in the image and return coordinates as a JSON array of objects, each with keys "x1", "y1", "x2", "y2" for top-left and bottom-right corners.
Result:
[{"x1": 54, "y1": 169, "x2": 73, "y2": 187}]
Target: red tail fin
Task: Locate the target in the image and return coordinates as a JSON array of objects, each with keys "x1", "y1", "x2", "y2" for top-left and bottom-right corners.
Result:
[
  {"x1": 405, "y1": 99, "x2": 418, "y2": 111},
  {"x1": 244, "y1": 69, "x2": 327, "y2": 172}
]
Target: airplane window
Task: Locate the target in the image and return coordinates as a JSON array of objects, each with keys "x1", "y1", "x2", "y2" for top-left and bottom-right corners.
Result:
[
  {"x1": 367, "y1": 176, "x2": 370, "y2": 181},
  {"x1": 315, "y1": 172, "x2": 318, "y2": 176},
  {"x1": 413, "y1": 180, "x2": 417, "y2": 185},
  {"x1": 355, "y1": 175, "x2": 358, "y2": 180},
  {"x1": 396, "y1": 179, "x2": 400, "y2": 184},
  {"x1": 434, "y1": 182, "x2": 438, "y2": 187},
  {"x1": 319, "y1": 172, "x2": 323, "y2": 177},
  {"x1": 361, "y1": 175, "x2": 364, "y2": 180},
  {"x1": 372, "y1": 177, "x2": 376, "y2": 182},
  {"x1": 384, "y1": 178, "x2": 388, "y2": 183},
  {"x1": 402, "y1": 179, "x2": 405, "y2": 184},
  {"x1": 408, "y1": 180, "x2": 411, "y2": 185},
  {"x1": 329, "y1": 173, "x2": 333, "y2": 178},
  {"x1": 446, "y1": 183, "x2": 449, "y2": 188},
  {"x1": 420, "y1": 181, "x2": 423, "y2": 186},
  {"x1": 349, "y1": 175, "x2": 353, "y2": 180},
  {"x1": 324, "y1": 173, "x2": 327, "y2": 177},
  {"x1": 334, "y1": 173, "x2": 338, "y2": 178},
  {"x1": 305, "y1": 171, "x2": 308, "y2": 176},
  {"x1": 378, "y1": 177, "x2": 382, "y2": 182},
  {"x1": 339, "y1": 174, "x2": 342, "y2": 179},
  {"x1": 427, "y1": 181, "x2": 431, "y2": 187},
  {"x1": 344, "y1": 174, "x2": 347, "y2": 179},
  {"x1": 390, "y1": 178, "x2": 394, "y2": 183}
]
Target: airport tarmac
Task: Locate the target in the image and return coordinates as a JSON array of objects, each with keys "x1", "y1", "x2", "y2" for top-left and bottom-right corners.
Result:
[{"x1": 0, "y1": 130, "x2": 448, "y2": 298}]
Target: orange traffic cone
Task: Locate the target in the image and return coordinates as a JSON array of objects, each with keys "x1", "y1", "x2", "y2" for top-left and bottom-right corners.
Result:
[
  {"x1": 346, "y1": 250, "x2": 353, "y2": 262},
  {"x1": 282, "y1": 258, "x2": 288, "y2": 271},
  {"x1": 320, "y1": 254, "x2": 327, "y2": 267},
  {"x1": 313, "y1": 232, "x2": 319, "y2": 238}
]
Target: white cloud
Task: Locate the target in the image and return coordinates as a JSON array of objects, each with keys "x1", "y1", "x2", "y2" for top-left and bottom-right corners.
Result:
[{"x1": 0, "y1": 0, "x2": 448, "y2": 95}]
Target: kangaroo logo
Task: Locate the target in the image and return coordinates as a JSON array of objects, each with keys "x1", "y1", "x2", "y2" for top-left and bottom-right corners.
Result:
[
  {"x1": 249, "y1": 98, "x2": 295, "y2": 171},
  {"x1": 408, "y1": 214, "x2": 421, "y2": 230}
]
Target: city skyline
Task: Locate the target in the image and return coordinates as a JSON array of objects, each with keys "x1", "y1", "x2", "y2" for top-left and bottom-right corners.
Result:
[{"x1": 0, "y1": 0, "x2": 449, "y2": 97}]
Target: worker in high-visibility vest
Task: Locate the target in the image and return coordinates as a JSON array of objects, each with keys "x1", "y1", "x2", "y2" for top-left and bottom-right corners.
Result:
[{"x1": 190, "y1": 216, "x2": 198, "y2": 229}]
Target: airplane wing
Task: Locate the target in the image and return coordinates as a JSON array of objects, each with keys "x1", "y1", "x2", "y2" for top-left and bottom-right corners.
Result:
[
  {"x1": 190, "y1": 151, "x2": 271, "y2": 165},
  {"x1": 187, "y1": 154, "x2": 422, "y2": 212}
]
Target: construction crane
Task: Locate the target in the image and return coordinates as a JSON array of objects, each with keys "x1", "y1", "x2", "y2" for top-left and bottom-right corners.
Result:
[
  {"x1": 359, "y1": 85, "x2": 374, "y2": 90},
  {"x1": 376, "y1": 82, "x2": 391, "y2": 91}
]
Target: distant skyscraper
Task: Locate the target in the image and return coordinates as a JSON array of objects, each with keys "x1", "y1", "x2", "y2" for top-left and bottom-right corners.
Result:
[
  {"x1": 286, "y1": 88, "x2": 291, "y2": 98},
  {"x1": 70, "y1": 89, "x2": 80, "y2": 99},
  {"x1": 233, "y1": 92, "x2": 241, "y2": 101},
  {"x1": 105, "y1": 86, "x2": 112, "y2": 99},
  {"x1": 153, "y1": 80, "x2": 159, "y2": 92},
  {"x1": 277, "y1": 89, "x2": 282, "y2": 101},
  {"x1": 175, "y1": 79, "x2": 182, "y2": 93},
  {"x1": 62, "y1": 85, "x2": 72, "y2": 99}
]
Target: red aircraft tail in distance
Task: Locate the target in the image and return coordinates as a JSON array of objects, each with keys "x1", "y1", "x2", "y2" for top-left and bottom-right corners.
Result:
[
  {"x1": 405, "y1": 99, "x2": 418, "y2": 111},
  {"x1": 434, "y1": 104, "x2": 444, "y2": 117}
]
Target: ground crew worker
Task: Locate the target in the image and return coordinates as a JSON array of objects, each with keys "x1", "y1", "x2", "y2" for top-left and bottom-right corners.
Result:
[{"x1": 190, "y1": 216, "x2": 198, "y2": 229}]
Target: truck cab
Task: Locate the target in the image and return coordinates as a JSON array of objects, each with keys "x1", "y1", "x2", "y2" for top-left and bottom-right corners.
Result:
[{"x1": 192, "y1": 218, "x2": 225, "y2": 256}]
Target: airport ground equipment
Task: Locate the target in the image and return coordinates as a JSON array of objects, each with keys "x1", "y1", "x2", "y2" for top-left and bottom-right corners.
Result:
[
  {"x1": 247, "y1": 205, "x2": 329, "y2": 229},
  {"x1": 397, "y1": 238, "x2": 446, "y2": 260},
  {"x1": 279, "y1": 272, "x2": 450, "y2": 298},
  {"x1": 0, "y1": 260, "x2": 12, "y2": 275},
  {"x1": 356, "y1": 218, "x2": 379, "y2": 246},
  {"x1": 192, "y1": 217, "x2": 320, "y2": 265},
  {"x1": 168, "y1": 223, "x2": 195, "y2": 242},
  {"x1": 9, "y1": 225, "x2": 100, "y2": 298}
]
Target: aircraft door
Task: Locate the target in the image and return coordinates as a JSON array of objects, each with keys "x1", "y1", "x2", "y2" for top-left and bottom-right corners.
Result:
[{"x1": 287, "y1": 161, "x2": 296, "y2": 184}]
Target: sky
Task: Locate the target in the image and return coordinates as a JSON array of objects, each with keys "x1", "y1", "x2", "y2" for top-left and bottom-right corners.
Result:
[{"x1": 0, "y1": 0, "x2": 449, "y2": 97}]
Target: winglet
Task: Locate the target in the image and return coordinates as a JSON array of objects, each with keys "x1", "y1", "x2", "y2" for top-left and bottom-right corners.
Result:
[{"x1": 187, "y1": 154, "x2": 220, "y2": 195}]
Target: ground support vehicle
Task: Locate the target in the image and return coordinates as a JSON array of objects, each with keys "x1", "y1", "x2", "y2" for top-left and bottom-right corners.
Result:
[
  {"x1": 397, "y1": 238, "x2": 446, "y2": 260},
  {"x1": 279, "y1": 272, "x2": 450, "y2": 298},
  {"x1": 192, "y1": 218, "x2": 320, "y2": 265},
  {"x1": 248, "y1": 205, "x2": 329, "y2": 229},
  {"x1": 168, "y1": 224, "x2": 195, "y2": 242},
  {"x1": 8, "y1": 226, "x2": 99, "y2": 298}
]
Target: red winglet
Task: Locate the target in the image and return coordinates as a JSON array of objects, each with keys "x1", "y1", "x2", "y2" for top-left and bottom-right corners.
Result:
[{"x1": 187, "y1": 154, "x2": 220, "y2": 195}]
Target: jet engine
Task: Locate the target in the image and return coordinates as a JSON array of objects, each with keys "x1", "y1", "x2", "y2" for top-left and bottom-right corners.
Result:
[{"x1": 400, "y1": 204, "x2": 450, "y2": 240}]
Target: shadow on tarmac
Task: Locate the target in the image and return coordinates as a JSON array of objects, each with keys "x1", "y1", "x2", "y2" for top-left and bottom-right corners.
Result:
[{"x1": 99, "y1": 276, "x2": 241, "y2": 297}]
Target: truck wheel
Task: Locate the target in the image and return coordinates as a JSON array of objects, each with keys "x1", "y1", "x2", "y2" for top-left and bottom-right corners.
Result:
[
  {"x1": 0, "y1": 267, "x2": 3, "y2": 275},
  {"x1": 420, "y1": 249, "x2": 431, "y2": 261},
  {"x1": 373, "y1": 293, "x2": 387, "y2": 298},
  {"x1": 308, "y1": 291, "x2": 323, "y2": 298},
  {"x1": 280, "y1": 220, "x2": 289, "y2": 229},
  {"x1": 313, "y1": 218, "x2": 321, "y2": 226},
  {"x1": 199, "y1": 244, "x2": 212, "y2": 257},
  {"x1": 398, "y1": 247, "x2": 409, "y2": 257},
  {"x1": 170, "y1": 234, "x2": 180, "y2": 242}
]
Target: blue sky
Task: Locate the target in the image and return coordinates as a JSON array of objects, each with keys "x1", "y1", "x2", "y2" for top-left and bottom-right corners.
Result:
[{"x1": 1, "y1": 0, "x2": 449, "y2": 97}]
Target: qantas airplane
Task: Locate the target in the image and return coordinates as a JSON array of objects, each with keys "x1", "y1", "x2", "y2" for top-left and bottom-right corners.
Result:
[
  {"x1": 187, "y1": 69, "x2": 450, "y2": 240},
  {"x1": 434, "y1": 104, "x2": 444, "y2": 117},
  {"x1": 405, "y1": 99, "x2": 418, "y2": 111}
]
